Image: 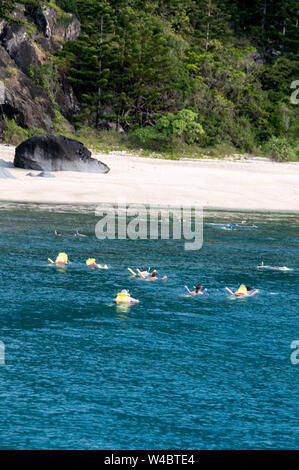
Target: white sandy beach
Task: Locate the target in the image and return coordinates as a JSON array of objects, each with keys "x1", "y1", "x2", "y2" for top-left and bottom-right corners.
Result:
[{"x1": 0, "y1": 143, "x2": 298, "y2": 211}]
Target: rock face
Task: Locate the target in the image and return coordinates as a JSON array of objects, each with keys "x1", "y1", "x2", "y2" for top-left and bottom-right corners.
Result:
[
  {"x1": 33, "y1": 6, "x2": 81, "y2": 52},
  {"x1": 0, "y1": 23, "x2": 43, "y2": 75},
  {"x1": 0, "y1": 45, "x2": 55, "y2": 133},
  {"x1": 0, "y1": 4, "x2": 81, "y2": 140},
  {"x1": 14, "y1": 135, "x2": 110, "y2": 174}
]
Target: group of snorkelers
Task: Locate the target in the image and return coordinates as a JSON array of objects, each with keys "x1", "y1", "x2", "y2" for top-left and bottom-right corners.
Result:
[
  {"x1": 113, "y1": 283, "x2": 258, "y2": 304},
  {"x1": 49, "y1": 253, "x2": 259, "y2": 304},
  {"x1": 227, "y1": 220, "x2": 258, "y2": 230},
  {"x1": 54, "y1": 230, "x2": 86, "y2": 237},
  {"x1": 48, "y1": 252, "x2": 107, "y2": 269},
  {"x1": 188, "y1": 284, "x2": 257, "y2": 297},
  {"x1": 135, "y1": 268, "x2": 167, "y2": 280}
]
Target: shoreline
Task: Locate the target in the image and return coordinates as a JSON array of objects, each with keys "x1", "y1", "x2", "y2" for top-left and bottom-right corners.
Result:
[
  {"x1": 1, "y1": 144, "x2": 299, "y2": 212},
  {"x1": 0, "y1": 200, "x2": 298, "y2": 216}
]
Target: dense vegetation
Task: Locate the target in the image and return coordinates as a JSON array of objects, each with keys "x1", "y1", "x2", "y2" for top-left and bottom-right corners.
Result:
[{"x1": 2, "y1": 0, "x2": 299, "y2": 158}]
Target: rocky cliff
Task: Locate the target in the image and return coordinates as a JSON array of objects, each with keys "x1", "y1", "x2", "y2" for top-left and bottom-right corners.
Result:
[{"x1": 0, "y1": 2, "x2": 81, "y2": 142}]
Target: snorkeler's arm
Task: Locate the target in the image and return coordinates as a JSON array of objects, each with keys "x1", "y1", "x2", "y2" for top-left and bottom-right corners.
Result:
[
  {"x1": 225, "y1": 287, "x2": 234, "y2": 295},
  {"x1": 136, "y1": 269, "x2": 145, "y2": 279},
  {"x1": 199, "y1": 288, "x2": 207, "y2": 295}
]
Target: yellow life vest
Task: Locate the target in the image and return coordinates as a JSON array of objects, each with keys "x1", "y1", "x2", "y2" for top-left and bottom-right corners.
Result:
[
  {"x1": 115, "y1": 292, "x2": 131, "y2": 303},
  {"x1": 86, "y1": 258, "x2": 97, "y2": 266},
  {"x1": 235, "y1": 284, "x2": 248, "y2": 296},
  {"x1": 55, "y1": 252, "x2": 68, "y2": 264}
]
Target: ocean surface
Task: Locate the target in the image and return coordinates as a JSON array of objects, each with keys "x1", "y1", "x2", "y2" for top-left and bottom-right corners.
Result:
[{"x1": 0, "y1": 203, "x2": 298, "y2": 450}]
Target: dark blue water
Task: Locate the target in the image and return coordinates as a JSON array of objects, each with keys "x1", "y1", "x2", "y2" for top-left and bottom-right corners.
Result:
[{"x1": 0, "y1": 204, "x2": 298, "y2": 449}]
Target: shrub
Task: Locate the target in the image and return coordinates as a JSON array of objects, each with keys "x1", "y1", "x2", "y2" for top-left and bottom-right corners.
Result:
[
  {"x1": 131, "y1": 109, "x2": 205, "y2": 150},
  {"x1": 131, "y1": 126, "x2": 169, "y2": 150},
  {"x1": 263, "y1": 136, "x2": 299, "y2": 161},
  {"x1": 4, "y1": 118, "x2": 46, "y2": 146}
]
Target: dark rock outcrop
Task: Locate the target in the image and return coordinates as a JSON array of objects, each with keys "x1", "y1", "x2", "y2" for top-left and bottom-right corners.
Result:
[
  {"x1": 33, "y1": 6, "x2": 80, "y2": 53},
  {"x1": 0, "y1": 45, "x2": 55, "y2": 132},
  {"x1": 14, "y1": 135, "x2": 110, "y2": 173},
  {"x1": 0, "y1": 4, "x2": 81, "y2": 139},
  {"x1": 55, "y1": 76, "x2": 80, "y2": 120},
  {"x1": 0, "y1": 23, "x2": 42, "y2": 74}
]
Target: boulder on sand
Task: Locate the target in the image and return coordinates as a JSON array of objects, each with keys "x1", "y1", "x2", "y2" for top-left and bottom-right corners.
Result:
[{"x1": 14, "y1": 135, "x2": 110, "y2": 173}]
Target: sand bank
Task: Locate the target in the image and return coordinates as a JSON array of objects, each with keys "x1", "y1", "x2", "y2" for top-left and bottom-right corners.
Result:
[{"x1": 0, "y1": 144, "x2": 298, "y2": 211}]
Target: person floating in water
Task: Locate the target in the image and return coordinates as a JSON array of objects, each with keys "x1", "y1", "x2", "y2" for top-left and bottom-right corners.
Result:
[
  {"x1": 49, "y1": 252, "x2": 68, "y2": 265},
  {"x1": 75, "y1": 230, "x2": 87, "y2": 237},
  {"x1": 113, "y1": 289, "x2": 139, "y2": 304},
  {"x1": 226, "y1": 284, "x2": 258, "y2": 297},
  {"x1": 227, "y1": 221, "x2": 257, "y2": 229},
  {"x1": 54, "y1": 230, "x2": 61, "y2": 237},
  {"x1": 149, "y1": 270, "x2": 167, "y2": 281},
  {"x1": 191, "y1": 283, "x2": 205, "y2": 295},
  {"x1": 86, "y1": 258, "x2": 98, "y2": 267},
  {"x1": 257, "y1": 262, "x2": 290, "y2": 271},
  {"x1": 238, "y1": 220, "x2": 257, "y2": 228},
  {"x1": 139, "y1": 268, "x2": 151, "y2": 278},
  {"x1": 86, "y1": 258, "x2": 108, "y2": 269}
]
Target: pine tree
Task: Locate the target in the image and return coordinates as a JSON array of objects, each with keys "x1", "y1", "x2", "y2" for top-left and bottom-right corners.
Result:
[{"x1": 60, "y1": 0, "x2": 114, "y2": 127}]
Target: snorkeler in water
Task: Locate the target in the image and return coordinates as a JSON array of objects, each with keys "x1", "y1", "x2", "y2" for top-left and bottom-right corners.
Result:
[
  {"x1": 191, "y1": 283, "x2": 205, "y2": 295},
  {"x1": 226, "y1": 284, "x2": 258, "y2": 297},
  {"x1": 237, "y1": 220, "x2": 258, "y2": 228},
  {"x1": 113, "y1": 289, "x2": 139, "y2": 304},
  {"x1": 139, "y1": 268, "x2": 151, "y2": 277},
  {"x1": 75, "y1": 230, "x2": 87, "y2": 237},
  {"x1": 257, "y1": 262, "x2": 291, "y2": 271},
  {"x1": 149, "y1": 270, "x2": 167, "y2": 281}
]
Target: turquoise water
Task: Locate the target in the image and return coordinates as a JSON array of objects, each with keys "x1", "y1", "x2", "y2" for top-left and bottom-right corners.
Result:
[{"x1": 0, "y1": 204, "x2": 298, "y2": 450}]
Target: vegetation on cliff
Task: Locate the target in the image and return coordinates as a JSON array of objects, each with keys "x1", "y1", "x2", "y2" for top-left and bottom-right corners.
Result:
[{"x1": 0, "y1": 0, "x2": 298, "y2": 160}]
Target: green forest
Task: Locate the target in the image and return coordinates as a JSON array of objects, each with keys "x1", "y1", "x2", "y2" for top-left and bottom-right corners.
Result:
[{"x1": 1, "y1": 0, "x2": 299, "y2": 159}]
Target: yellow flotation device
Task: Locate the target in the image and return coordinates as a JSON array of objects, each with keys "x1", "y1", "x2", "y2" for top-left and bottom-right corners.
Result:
[
  {"x1": 86, "y1": 258, "x2": 108, "y2": 269},
  {"x1": 55, "y1": 252, "x2": 68, "y2": 264},
  {"x1": 234, "y1": 284, "x2": 248, "y2": 296},
  {"x1": 86, "y1": 258, "x2": 97, "y2": 266},
  {"x1": 115, "y1": 292, "x2": 131, "y2": 303}
]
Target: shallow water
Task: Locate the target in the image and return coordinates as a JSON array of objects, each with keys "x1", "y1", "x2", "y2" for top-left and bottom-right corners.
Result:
[{"x1": 0, "y1": 205, "x2": 298, "y2": 449}]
